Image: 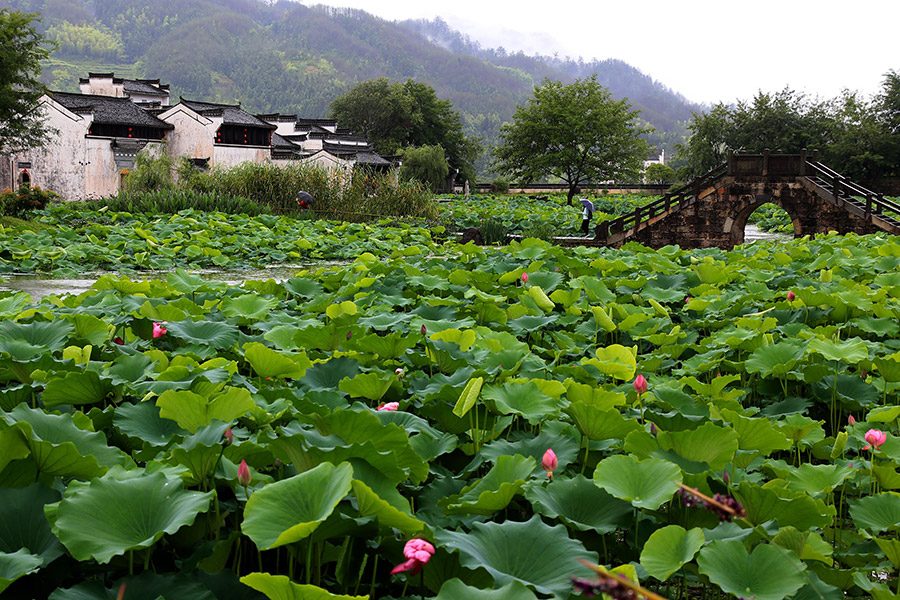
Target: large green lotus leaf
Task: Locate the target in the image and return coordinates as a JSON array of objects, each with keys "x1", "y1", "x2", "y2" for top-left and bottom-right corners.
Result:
[
  {"x1": 66, "y1": 314, "x2": 113, "y2": 346},
  {"x1": 849, "y1": 493, "x2": 900, "y2": 532},
  {"x1": 114, "y1": 401, "x2": 187, "y2": 447},
  {"x1": 807, "y1": 337, "x2": 868, "y2": 364},
  {"x1": 525, "y1": 474, "x2": 632, "y2": 533},
  {"x1": 874, "y1": 356, "x2": 900, "y2": 383},
  {"x1": 169, "y1": 421, "x2": 231, "y2": 486},
  {"x1": 47, "y1": 471, "x2": 212, "y2": 563},
  {"x1": 157, "y1": 387, "x2": 254, "y2": 433},
  {"x1": 483, "y1": 382, "x2": 557, "y2": 425},
  {"x1": 49, "y1": 572, "x2": 220, "y2": 600},
  {"x1": 338, "y1": 372, "x2": 393, "y2": 401},
  {"x1": 435, "y1": 515, "x2": 598, "y2": 598},
  {"x1": 567, "y1": 403, "x2": 641, "y2": 441},
  {"x1": 106, "y1": 354, "x2": 156, "y2": 385},
  {"x1": 440, "y1": 454, "x2": 535, "y2": 515},
  {"x1": 165, "y1": 320, "x2": 239, "y2": 350},
  {"x1": 243, "y1": 342, "x2": 311, "y2": 380},
  {"x1": 283, "y1": 277, "x2": 324, "y2": 299},
  {"x1": 240, "y1": 573, "x2": 367, "y2": 600},
  {"x1": 735, "y1": 482, "x2": 834, "y2": 531},
  {"x1": 0, "y1": 294, "x2": 29, "y2": 319},
  {"x1": 3, "y1": 404, "x2": 131, "y2": 477},
  {"x1": 350, "y1": 479, "x2": 423, "y2": 535},
  {"x1": 42, "y1": 371, "x2": 114, "y2": 407},
  {"x1": 300, "y1": 357, "x2": 361, "y2": 392},
  {"x1": 697, "y1": 540, "x2": 807, "y2": 600},
  {"x1": 0, "y1": 483, "x2": 64, "y2": 565},
  {"x1": 0, "y1": 428, "x2": 30, "y2": 472},
  {"x1": 354, "y1": 331, "x2": 417, "y2": 360},
  {"x1": 785, "y1": 463, "x2": 854, "y2": 496},
  {"x1": 242, "y1": 462, "x2": 353, "y2": 550},
  {"x1": 745, "y1": 341, "x2": 805, "y2": 377},
  {"x1": 640, "y1": 525, "x2": 704, "y2": 581},
  {"x1": 592, "y1": 455, "x2": 682, "y2": 510},
  {"x1": 452, "y1": 376, "x2": 484, "y2": 418},
  {"x1": 0, "y1": 319, "x2": 74, "y2": 352},
  {"x1": 220, "y1": 294, "x2": 277, "y2": 321},
  {"x1": 434, "y1": 578, "x2": 538, "y2": 600},
  {"x1": 720, "y1": 409, "x2": 792, "y2": 454},
  {"x1": 481, "y1": 430, "x2": 581, "y2": 474},
  {"x1": 657, "y1": 422, "x2": 739, "y2": 471},
  {"x1": 0, "y1": 549, "x2": 43, "y2": 593},
  {"x1": 581, "y1": 344, "x2": 637, "y2": 381}
]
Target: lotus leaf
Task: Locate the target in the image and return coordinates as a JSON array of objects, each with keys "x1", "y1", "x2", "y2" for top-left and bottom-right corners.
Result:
[
  {"x1": 525, "y1": 474, "x2": 631, "y2": 532},
  {"x1": 592, "y1": 454, "x2": 682, "y2": 510},
  {"x1": 697, "y1": 540, "x2": 807, "y2": 600},
  {"x1": 0, "y1": 549, "x2": 43, "y2": 593},
  {"x1": 435, "y1": 515, "x2": 598, "y2": 598},
  {"x1": 46, "y1": 471, "x2": 212, "y2": 563},
  {"x1": 640, "y1": 525, "x2": 704, "y2": 581},
  {"x1": 434, "y1": 579, "x2": 538, "y2": 600},
  {"x1": 240, "y1": 572, "x2": 368, "y2": 600},
  {"x1": 242, "y1": 462, "x2": 353, "y2": 550},
  {"x1": 243, "y1": 342, "x2": 311, "y2": 380},
  {"x1": 483, "y1": 381, "x2": 556, "y2": 425},
  {"x1": 440, "y1": 454, "x2": 535, "y2": 515}
]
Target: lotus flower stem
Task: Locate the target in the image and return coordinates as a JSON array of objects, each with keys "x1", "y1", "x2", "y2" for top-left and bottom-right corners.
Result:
[{"x1": 576, "y1": 559, "x2": 669, "y2": 600}]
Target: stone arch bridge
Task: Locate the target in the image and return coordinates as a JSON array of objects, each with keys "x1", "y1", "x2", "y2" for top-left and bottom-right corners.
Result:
[{"x1": 589, "y1": 152, "x2": 900, "y2": 250}]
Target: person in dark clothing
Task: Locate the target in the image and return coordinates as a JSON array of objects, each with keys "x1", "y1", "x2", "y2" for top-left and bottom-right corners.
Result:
[{"x1": 580, "y1": 200, "x2": 593, "y2": 235}]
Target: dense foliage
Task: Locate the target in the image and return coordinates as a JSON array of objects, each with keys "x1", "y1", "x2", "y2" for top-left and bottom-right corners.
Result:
[
  {"x1": 4, "y1": 230, "x2": 900, "y2": 599},
  {"x1": 675, "y1": 80, "x2": 900, "y2": 185},
  {"x1": 0, "y1": 8, "x2": 54, "y2": 153},
  {"x1": 494, "y1": 76, "x2": 649, "y2": 203}
]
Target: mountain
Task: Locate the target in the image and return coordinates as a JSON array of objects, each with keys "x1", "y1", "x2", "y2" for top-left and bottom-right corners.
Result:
[{"x1": 4, "y1": 0, "x2": 701, "y2": 171}]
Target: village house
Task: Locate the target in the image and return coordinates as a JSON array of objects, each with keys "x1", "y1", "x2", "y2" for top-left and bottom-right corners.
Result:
[{"x1": 1, "y1": 73, "x2": 393, "y2": 201}]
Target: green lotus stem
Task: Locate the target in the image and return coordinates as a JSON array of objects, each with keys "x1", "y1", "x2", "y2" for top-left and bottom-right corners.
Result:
[
  {"x1": 129, "y1": 549, "x2": 133, "y2": 576},
  {"x1": 144, "y1": 547, "x2": 151, "y2": 571},
  {"x1": 368, "y1": 553, "x2": 379, "y2": 598},
  {"x1": 306, "y1": 538, "x2": 313, "y2": 584}
]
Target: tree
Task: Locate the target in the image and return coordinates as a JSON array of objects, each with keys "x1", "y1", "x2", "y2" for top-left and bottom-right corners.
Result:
[
  {"x1": 330, "y1": 78, "x2": 479, "y2": 185},
  {"x1": 399, "y1": 145, "x2": 449, "y2": 193},
  {"x1": 644, "y1": 163, "x2": 676, "y2": 185},
  {"x1": 493, "y1": 75, "x2": 649, "y2": 204},
  {"x1": 0, "y1": 9, "x2": 54, "y2": 154}
]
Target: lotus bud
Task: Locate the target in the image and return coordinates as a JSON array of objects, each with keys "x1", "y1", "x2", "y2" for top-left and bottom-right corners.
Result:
[
  {"x1": 723, "y1": 468, "x2": 730, "y2": 483},
  {"x1": 117, "y1": 584, "x2": 126, "y2": 600},
  {"x1": 633, "y1": 374, "x2": 648, "y2": 395},
  {"x1": 237, "y1": 459, "x2": 251, "y2": 486},
  {"x1": 223, "y1": 428, "x2": 233, "y2": 444},
  {"x1": 848, "y1": 415, "x2": 856, "y2": 426},
  {"x1": 113, "y1": 336, "x2": 124, "y2": 345},
  {"x1": 152, "y1": 322, "x2": 167, "y2": 338},
  {"x1": 421, "y1": 324, "x2": 427, "y2": 336},
  {"x1": 862, "y1": 370, "x2": 867, "y2": 379},
  {"x1": 685, "y1": 297, "x2": 691, "y2": 304},
  {"x1": 521, "y1": 272, "x2": 528, "y2": 283},
  {"x1": 787, "y1": 290, "x2": 795, "y2": 301},
  {"x1": 542, "y1": 448, "x2": 558, "y2": 478},
  {"x1": 649, "y1": 422, "x2": 658, "y2": 436},
  {"x1": 346, "y1": 330, "x2": 352, "y2": 340}
]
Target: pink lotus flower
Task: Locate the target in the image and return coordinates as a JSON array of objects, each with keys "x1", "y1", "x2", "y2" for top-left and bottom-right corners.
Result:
[
  {"x1": 863, "y1": 429, "x2": 887, "y2": 451},
  {"x1": 848, "y1": 415, "x2": 856, "y2": 426},
  {"x1": 685, "y1": 297, "x2": 691, "y2": 304},
  {"x1": 542, "y1": 448, "x2": 558, "y2": 478},
  {"x1": 152, "y1": 322, "x2": 167, "y2": 338},
  {"x1": 521, "y1": 272, "x2": 528, "y2": 283},
  {"x1": 395, "y1": 367, "x2": 404, "y2": 378},
  {"x1": 787, "y1": 291, "x2": 796, "y2": 301},
  {"x1": 633, "y1": 374, "x2": 648, "y2": 395},
  {"x1": 237, "y1": 459, "x2": 251, "y2": 486},
  {"x1": 391, "y1": 538, "x2": 435, "y2": 575},
  {"x1": 377, "y1": 402, "x2": 399, "y2": 411}
]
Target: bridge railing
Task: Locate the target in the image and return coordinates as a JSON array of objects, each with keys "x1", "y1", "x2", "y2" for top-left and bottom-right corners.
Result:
[
  {"x1": 597, "y1": 161, "x2": 728, "y2": 239},
  {"x1": 805, "y1": 160, "x2": 900, "y2": 221}
]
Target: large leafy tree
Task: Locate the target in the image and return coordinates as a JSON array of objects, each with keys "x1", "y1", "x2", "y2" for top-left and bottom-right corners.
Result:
[
  {"x1": 0, "y1": 9, "x2": 54, "y2": 154},
  {"x1": 330, "y1": 77, "x2": 479, "y2": 185},
  {"x1": 493, "y1": 75, "x2": 649, "y2": 204}
]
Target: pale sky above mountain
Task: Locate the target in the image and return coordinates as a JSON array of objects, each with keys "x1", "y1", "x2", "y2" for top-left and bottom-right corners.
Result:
[{"x1": 304, "y1": 0, "x2": 898, "y2": 105}]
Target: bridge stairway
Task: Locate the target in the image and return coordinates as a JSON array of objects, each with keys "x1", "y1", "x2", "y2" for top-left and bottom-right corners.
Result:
[{"x1": 800, "y1": 162, "x2": 900, "y2": 235}]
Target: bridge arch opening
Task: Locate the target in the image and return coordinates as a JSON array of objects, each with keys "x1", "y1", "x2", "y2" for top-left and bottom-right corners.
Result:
[{"x1": 723, "y1": 194, "x2": 801, "y2": 246}]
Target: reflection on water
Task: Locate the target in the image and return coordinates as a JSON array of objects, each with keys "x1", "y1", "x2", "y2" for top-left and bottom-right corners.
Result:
[
  {"x1": 743, "y1": 224, "x2": 791, "y2": 244},
  {"x1": 0, "y1": 264, "x2": 342, "y2": 301}
]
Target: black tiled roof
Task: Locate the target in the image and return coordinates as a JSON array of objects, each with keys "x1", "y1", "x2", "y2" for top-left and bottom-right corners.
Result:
[
  {"x1": 124, "y1": 80, "x2": 169, "y2": 97},
  {"x1": 354, "y1": 151, "x2": 392, "y2": 166},
  {"x1": 181, "y1": 99, "x2": 276, "y2": 130},
  {"x1": 51, "y1": 91, "x2": 174, "y2": 129},
  {"x1": 272, "y1": 133, "x2": 300, "y2": 149}
]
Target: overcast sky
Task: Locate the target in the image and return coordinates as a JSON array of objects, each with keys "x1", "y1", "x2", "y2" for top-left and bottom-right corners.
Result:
[{"x1": 303, "y1": 0, "x2": 897, "y2": 105}]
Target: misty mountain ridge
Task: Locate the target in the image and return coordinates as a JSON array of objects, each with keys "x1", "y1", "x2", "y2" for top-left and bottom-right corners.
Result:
[{"x1": 5, "y1": 0, "x2": 699, "y2": 164}]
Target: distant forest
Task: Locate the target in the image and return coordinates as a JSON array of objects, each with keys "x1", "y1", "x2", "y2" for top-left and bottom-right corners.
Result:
[{"x1": 3, "y1": 0, "x2": 702, "y2": 174}]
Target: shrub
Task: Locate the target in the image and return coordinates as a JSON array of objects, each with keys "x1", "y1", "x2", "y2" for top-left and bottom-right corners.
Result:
[
  {"x1": 521, "y1": 222, "x2": 556, "y2": 241},
  {"x1": 479, "y1": 218, "x2": 508, "y2": 244},
  {"x1": 124, "y1": 149, "x2": 174, "y2": 192},
  {"x1": 93, "y1": 189, "x2": 267, "y2": 215},
  {"x1": 0, "y1": 184, "x2": 57, "y2": 218},
  {"x1": 490, "y1": 178, "x2": 510, "y2": 193},
  {"x1": 399, "y1": 145, "x2": 449, "y2": 193}
]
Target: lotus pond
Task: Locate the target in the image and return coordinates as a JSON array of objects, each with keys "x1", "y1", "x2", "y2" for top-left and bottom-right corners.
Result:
[{"x1": 5, "y1": 228, "x2": 900, "y2": 599}]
